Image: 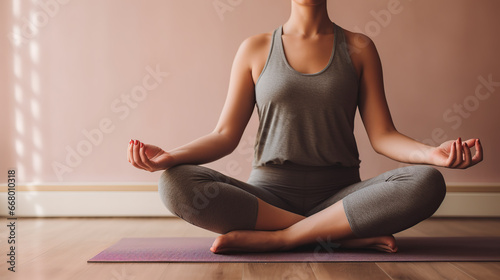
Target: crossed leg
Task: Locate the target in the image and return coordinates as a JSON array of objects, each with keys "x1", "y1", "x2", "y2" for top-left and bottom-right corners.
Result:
[
  {"x1": 159, "y1": 164, "x2": 445, "y2": 254},
  {"x1": 210, "y1": 198, "x2": 397, "y2": 253}
]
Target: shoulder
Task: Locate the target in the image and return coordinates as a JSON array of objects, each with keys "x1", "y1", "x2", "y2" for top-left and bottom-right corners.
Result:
[
  {"x1": 233, "y1": 31, "x2": 274, "y2": 73},
  {"x1": 237, "y1": 32, "x2": 273, "y2": 58},
  {"x1": 337, "y1": 27, "x2": 381, "y2": 75},
  {"x1": 341, "y1": 28, "x2": 377, "y2": 56},
  {"x1": 243, "y1": 32, "x2": 273, "y2": 47}
]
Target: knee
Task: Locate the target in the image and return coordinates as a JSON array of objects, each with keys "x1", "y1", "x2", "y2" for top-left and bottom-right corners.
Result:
[
  {"x1": 408, "y1": 165, "x2": 447, "y2": 214},
  {"x1": 159, "y1": 164, "x2": 196, "y2": 185},
  {"x1": 158, "y1": 164, "x2": 193, "y2": 195},
  {"x1": 158, "y1": 164, "x2": 203, "y2": 216}
]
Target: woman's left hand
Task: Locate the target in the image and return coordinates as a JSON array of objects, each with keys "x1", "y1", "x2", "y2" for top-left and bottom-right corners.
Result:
[{"x1": 429, "y1": 138, "x2": 483, "y2": 169}]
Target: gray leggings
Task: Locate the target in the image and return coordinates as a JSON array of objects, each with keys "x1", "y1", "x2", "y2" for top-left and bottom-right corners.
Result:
[{"x1": 158, "y1": 163, "x2": 446, "y2": 237}]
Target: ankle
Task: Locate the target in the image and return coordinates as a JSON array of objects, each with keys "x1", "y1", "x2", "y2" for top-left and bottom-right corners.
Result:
[{"x1": 278, "y1": 229, "x2": 297, "y2": 250}]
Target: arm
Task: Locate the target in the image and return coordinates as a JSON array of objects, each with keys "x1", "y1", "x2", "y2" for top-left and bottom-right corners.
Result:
[
  {"x1": 128, "y1": 36, "x2": 259, "y2": 172},
  {"x1": 346, "y1": 32, "x2": 483, "y2": 169}
]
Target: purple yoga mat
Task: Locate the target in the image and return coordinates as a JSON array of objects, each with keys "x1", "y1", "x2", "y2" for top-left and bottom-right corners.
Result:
[{"x1": 88, "y1": 237, "x2": 500, "y2": 263}]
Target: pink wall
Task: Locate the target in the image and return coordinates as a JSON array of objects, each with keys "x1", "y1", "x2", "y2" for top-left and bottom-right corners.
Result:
[{"x1": 2, "y1": 0, "x2": 499, "y2": 185}]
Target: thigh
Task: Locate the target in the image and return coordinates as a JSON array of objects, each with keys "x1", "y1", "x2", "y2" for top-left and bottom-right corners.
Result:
[
  {"x1": 306, "y1": 165, "x2": 446, "y2": 236},
  {"x1": 160, "y1": 164, "x2": 293, "y2": 214},
  {"x1": 306, "y1": 165, "x2": 445, "y2": 216}
]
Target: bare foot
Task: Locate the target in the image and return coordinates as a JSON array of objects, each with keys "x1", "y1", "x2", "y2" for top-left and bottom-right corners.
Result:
[
  {"x1": 210, "y1": 230, "x2": 288, "y2": 254},
  {"x1": 211, "y1": 230, "x2": 397, "y2": 254},
  {"x1": 339, "y1": 235, "x2": 398, "y2": 253}
]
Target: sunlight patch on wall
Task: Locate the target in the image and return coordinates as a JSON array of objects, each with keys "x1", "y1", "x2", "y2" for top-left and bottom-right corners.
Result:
[
  {"x1": 14, "y1": 108, "x2": 24, "y2": 135},
  {"x1": 12, "y1": 0, "x2": 20, "y2": 17},
  {"x1": 13, "y1": 52, "x2": 21, "y2": 78},
  {"x1": 14, "y1": 84, "x2": 23, "y2": 103},
  {"x1": 29, "y1": 40, "x2": 40, "y2": 64},
  {"x1": 11, "y1": 25, "x2": 22, "y2": 47},
  {"x1": 32, "y1": 126, "x2": 42, "y2": 149},
  {"x1": 32, "y1": 152, "x2": 42, "y2": 174},
  {"x1": 30, "y1": 97, "x2": 40, "y2": 119},
  {"x1": 15, "y1": 138, "x2": 24, "y2": 157},
  {"x1": 30, "y1": 69, "x2": 40, "y2": 95}
]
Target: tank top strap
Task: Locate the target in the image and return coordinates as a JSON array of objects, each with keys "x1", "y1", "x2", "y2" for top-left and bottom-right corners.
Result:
[
  {"x1": 270, "y1": 25, "x2": 285, "y2": 66},
  {"x1": 331, "y1": 23, "x2": 359, "y2": 82},
  {"x1": 274, "y1": 25, "x2": 282, "y2": 48},
  {"x1": 255, "y1": 26, "x2": 284, "y2": 86}
]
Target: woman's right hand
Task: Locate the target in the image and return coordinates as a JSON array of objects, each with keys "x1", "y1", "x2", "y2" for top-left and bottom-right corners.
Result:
[{"x1": 127, "y1": 139, "x2": 175, "y2": 172}]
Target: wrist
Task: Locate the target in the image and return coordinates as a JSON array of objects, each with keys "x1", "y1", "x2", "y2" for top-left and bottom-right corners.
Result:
[
  {"x1": 408, "y1": 145, "x2": 436, "y2": 165},
  {"x1": 422, "y1": 145, "x2": 438, "y2": 165},
  {"x1": 166, "y1": 150, "x2": 181, "y2": 169}
]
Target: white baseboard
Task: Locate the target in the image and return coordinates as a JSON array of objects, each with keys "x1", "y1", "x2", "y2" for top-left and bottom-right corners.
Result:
[
  {"x1": 434, "y1": 192, "x2": 500, "y2": 217},
  {"x1": 0, "y1": 191, "x2": 499, "y2": 217},
  {"x1": 0, "y1": 191, "x2": 173, "y2": 217}
]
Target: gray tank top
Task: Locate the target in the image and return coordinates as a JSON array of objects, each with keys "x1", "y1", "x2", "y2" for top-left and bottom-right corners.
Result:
[{"x1": 253, "y1": 23, "x2": 361, "y2": 168}]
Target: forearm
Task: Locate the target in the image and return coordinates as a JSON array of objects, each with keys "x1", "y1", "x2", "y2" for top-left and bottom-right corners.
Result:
[
  {"x1": 372, "y1": 131, "x2": 435, "y2": 165},
  {"x1": 167, "y1": 131, "x2": 237, "y2": 167}
]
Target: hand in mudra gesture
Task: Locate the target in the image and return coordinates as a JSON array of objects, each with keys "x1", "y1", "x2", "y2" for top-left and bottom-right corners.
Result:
[
  {"x1": 429, "y1": 138, "x2": 483, "y2": 169},
  {"x1": 127, "y1": 139, "x2": 175, "y2": 172}
]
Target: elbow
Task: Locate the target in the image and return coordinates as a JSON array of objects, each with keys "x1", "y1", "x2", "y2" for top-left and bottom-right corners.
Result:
[
  {"x1": 368, "y1": 128, "x2": 399, "y2": 155},
  {"x1": 367, "y1": 133, "x2": 385, "y2": 154},
  {"x1": 371, "y1": 142, "x2": 385, "y2": 155},
  {"x1": 211, "y1": 129, "x2": 240, "y2": 155}
]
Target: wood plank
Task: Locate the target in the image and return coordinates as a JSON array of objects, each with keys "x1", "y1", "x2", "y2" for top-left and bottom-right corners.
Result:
[
  {"x1": 74, "y1": 263, "x2": 169, "y2": 280},
  {"x1": 451, "y1": 262, "x2": 500, "y2": 280},
  {"x1": 310, "y1": 263, "x2": 391, "y2": 280},
  {"x1": 10, "y1": 218, "x2": 85, "y2": 265},
  {"x1": 377, "y1": 262, "x2": 476, "y2": 280},
  {"x1": 243, "y1": 263, "x2": 316, "y2": 280},
  {"x1": 161, "y1": 263, "x2": 242, "y2": 280}
]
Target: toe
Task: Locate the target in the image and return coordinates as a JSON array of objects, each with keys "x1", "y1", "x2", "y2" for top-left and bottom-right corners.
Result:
[{"x1": 210, "y1": 236, "x2": 224, "y2": 253}]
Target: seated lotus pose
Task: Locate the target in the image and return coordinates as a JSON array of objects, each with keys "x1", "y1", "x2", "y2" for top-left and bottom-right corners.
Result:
[{"x1": 128, "y1": 0, "x2": 483, "y2": 254}]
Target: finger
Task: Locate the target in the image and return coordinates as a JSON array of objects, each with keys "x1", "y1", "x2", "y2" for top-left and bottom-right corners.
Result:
[
  {"x1": 132, "y1": 140, "x2": 146, "y2": 169},
  {"x1": 446, "y1": 142, "x2": 457, "y2": 167},
  {"x1": 129, "y1": 139, "x2": 143, "y2": 169},
  {"x1": 452, "y1": 138, "x2": 464, "y2": 167},
  {"x1": 471, "y1": 139, "x2": 483, "y2": 165},
  {"x1": 128, "y1": 139, "x2": 135, "y2": 164},
  {"x1": 463, "y1": 138, "x2": 477, "y2": 148},
  {"x1": 448, "y1": 140, "x2": 460, "y2": 168},
  {"x1": 460, "y1": 142, "x2": 472, "y2": 169},
  {"x1": 127, "y1": 139, "x2": 133, "y2": 163},
  {"x1": 129, "y1": 139, "x2": 140, "y2": 168},
  {"x1": 457, "y1": 137, "x2": 464, "y2": 160},
  {"x1": 139, "y1": 143, "x2": 155, "y2": 171}
]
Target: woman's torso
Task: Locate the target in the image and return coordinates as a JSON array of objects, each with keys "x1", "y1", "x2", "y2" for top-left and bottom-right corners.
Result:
[{"x1": 250, "y1": 22, "x2": 362, "y2": 168}]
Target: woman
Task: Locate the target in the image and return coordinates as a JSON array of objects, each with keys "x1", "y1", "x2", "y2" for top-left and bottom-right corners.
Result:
[{"x1": 128, "y1": 0, "x2": 483, "y2": 254}]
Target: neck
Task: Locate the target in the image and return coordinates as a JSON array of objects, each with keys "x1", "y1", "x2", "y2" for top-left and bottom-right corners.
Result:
[{"x1": 284, "y1": 0, "x2": 332, "y2": 37}]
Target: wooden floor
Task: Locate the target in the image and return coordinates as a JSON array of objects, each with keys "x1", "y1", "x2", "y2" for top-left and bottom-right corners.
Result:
[{"x1": 1, "y1": 217, "x2": 499, "y2": 280}]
